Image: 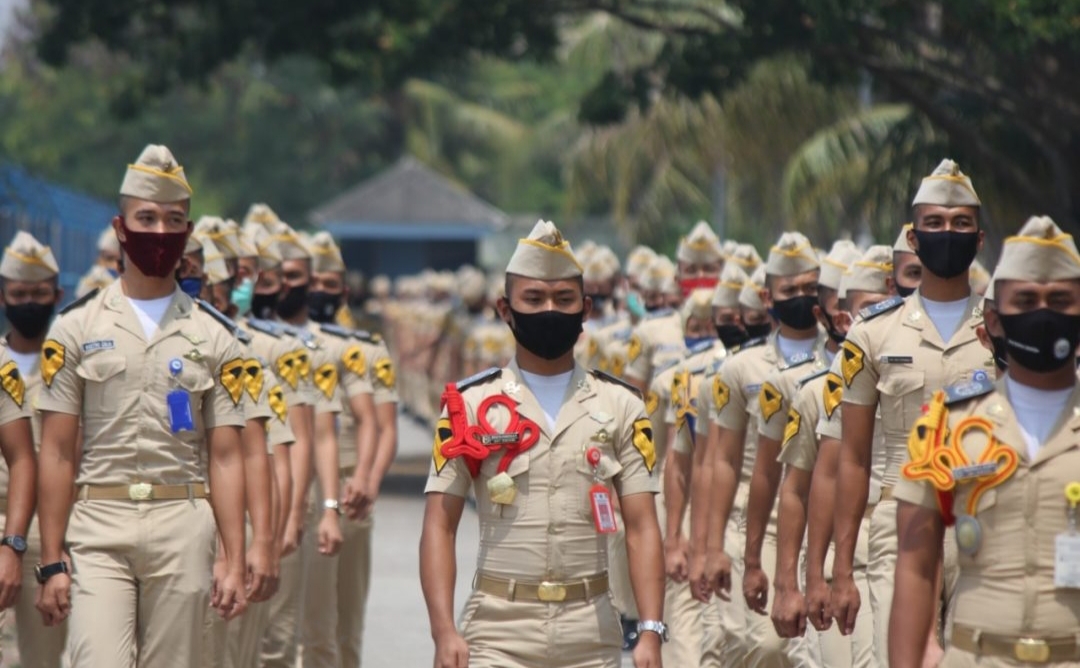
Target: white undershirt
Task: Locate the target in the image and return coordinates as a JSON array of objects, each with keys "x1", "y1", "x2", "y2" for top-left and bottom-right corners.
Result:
[
  {"x1": 777, "y1": 334, "x2": 816, "y2": 361},
  {"x1": 126, "y1": 295, "x2": 173, "y2": 339},
  {"x1": 920, "y1": 295, "x2": 968, "y2": 343},
  {"x1": 1005, "y1": 375, "x2": 1074, "y2": 460},
  {"x1": 519, "y1": 368, "x2": 574, "y2": 431},
  {"x1": 7, "y1": 349, "x2": 37, "y2": 378}
]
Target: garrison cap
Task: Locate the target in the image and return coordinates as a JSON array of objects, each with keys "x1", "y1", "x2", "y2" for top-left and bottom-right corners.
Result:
[
  {"x1": 765, "y1": 232, "x2": 819, "y2": 277},
  {"x1": 505, "y1": 220, "x2": 582, "y2": 280},
  {"x1": 120, "y1": 144, "x2": 192, "y2": 202},
  {"x1": 819, "y1": 240, "x2": 861, "y2": 291},
  {"x1": 912, "y1": 159, "x2": 980, "y2": 207},
  {"x1": 1, "y1": 231, "x2": 59, "y2": 281}
]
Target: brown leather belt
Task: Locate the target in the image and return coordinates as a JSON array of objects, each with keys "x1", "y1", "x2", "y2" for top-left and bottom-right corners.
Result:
[
  {"x1": 475, "y1": 572, "x2": 609, "y2": 603},
  {"x1": 952, "y1": 625, "x2": 1080, "y2": 663},
  {"x1": 76, "y1": 483, "x2": 208, "y2": 502}
]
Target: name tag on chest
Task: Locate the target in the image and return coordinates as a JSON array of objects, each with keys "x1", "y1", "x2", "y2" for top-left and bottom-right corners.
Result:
[{"x1": 880, "y1": 355, "x2": 913, "y2": 364}]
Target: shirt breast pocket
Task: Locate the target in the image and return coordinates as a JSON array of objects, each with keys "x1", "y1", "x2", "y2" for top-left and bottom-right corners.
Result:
[
  {"x1": 573, "y1": 449, "x2": 624, "y2": 520},
  {"x1": 174, "y1": 364, "x2": 215, "y2": 410},
  {"x1": 478, "y1": 454, "x2": 530, "y2": 521},
  {"x1": 75, "y1": 354, "x2": 127, "y2": 414},
  {"x1": 876, "y1": 370, "x2": 925, "y2": 436}
]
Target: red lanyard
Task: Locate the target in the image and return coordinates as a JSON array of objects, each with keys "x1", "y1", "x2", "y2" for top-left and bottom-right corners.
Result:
[{"x1": 439, "y1": 383, "x2": 541, "y2": 477}]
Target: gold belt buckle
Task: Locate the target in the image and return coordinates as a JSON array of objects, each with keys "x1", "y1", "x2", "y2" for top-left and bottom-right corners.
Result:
[
  {"x1": 537, "y1": 582, "x2": 566, "y2": 602},
  {"x1": 128, "y1": 483, "x2": 153, "y2": 501},
  {"x1": 1015, "y1": 638, "x2": 1050, "y2": 663}
]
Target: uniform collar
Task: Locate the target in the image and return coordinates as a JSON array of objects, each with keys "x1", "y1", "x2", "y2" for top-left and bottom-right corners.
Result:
[
  {"x1": 505, "y1": 359, "x2": 596, "y2": 443},
  {"x1": 992, "y1": 378, "x2": 1080, "y2": 466},
  {"x1": 102, "y1": 280, "x2": 193, "y2": 345},
  {"x1": 901, "y1": 291, "x2": 981, "y2": 350}
]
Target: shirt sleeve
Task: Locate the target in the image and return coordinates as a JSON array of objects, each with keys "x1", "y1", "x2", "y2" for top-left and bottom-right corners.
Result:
[
  {"x1": 815, "y1": 367, "x2": 844, "y2": 441},
  {"x1": 778, "y1": 382, "x2": 819, "y2": 472},
  {"x1": 242, "y1": 354, "x2": 274, "y2": 423},
  {"x1": 35, "y1": 315, "x2": 84, "y2": 416},
  {"x1": 0, "y1": 348, "x2": 31, "y2": 425},
  {"x1": 339, "y1": 340, "x2": 375, "y2": 399},
  {"x1": 892, "y1": 476, "x2": 939, "y2": 509},
  {"x1": 265, "y1": 370, "x2": 295, "y2": 448},
  {"x1": 695, "y1": 374, "x2": 713, "y2": 438},
  {"x1": 424, "y1": 407, "x2": 472, "y2": 497},
  {"x1": 312, "y1": 345, "x2": 343, "y2": 416},
  {"x1": 367, "y1": 342, "x2": 399, "y2": 405},
  {"x1": 713, "y1": 360, "x2": 750, "y2": 431},
  {"x1": 203, "y1": 331, "x2": 249, "y2": 430},
  {"x1": 613, "y1": 394, "x2": 660, "y2": 497},
  {"x1": 625, "y1": 330, "x2": 653, "y2": 383},
  {"x1": 757, "y1": 369, "x2": 789, "y2": 441},
  {"x1": 273, "y1": 338, "x2": 312, "y2": 408},
  {"x1": 840, "y1": 323, "x2": 880, "y2": 407}
]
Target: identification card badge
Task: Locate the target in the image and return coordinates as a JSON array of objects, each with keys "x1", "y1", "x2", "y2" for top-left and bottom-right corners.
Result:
[
  {"x1": 166, "y1": 359, "x2": 194, "y2": 433},
  {"x1": 590, "y1": 483, "x2": 618, "y2": 534},
  {"x1": 1055, "y1": 482, "x2": 1080, "y2": 588}
]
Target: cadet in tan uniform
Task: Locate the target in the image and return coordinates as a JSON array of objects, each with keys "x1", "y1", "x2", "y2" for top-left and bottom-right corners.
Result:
[
  {"x1": 772, "y1": 245, "x2": 894, "y2": 668},
  {"x1": 35, "y1": 145, "x2": 249, "y2": 666},
  {"x1": 892, "y1": 223, "x2": 921, "y2": 298},
  {"x1": 421, "y1": 220, "x2": 665, "y2": 668},
  {"x1": 831, "y1": 160, "x2": 996, "y2": 664},
  {"x1": 892, "y1": 216, "x2": 1080, "y2": 667},
  {"x1": 0, "y1": 233, "x2": 47, "y2": 666}
]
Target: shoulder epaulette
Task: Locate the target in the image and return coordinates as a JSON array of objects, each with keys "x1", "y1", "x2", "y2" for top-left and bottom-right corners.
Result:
[
  {"x1": 735, "y1": 336, "x2": 768, "y2": 353},
  {"x1": 654, "y1": 358, "x2": 682, "y2": 376},
  {"x1": 319, "y1": 323, "x2": 353, "y2": 339},
  {"x1": 610, "y1": 328, "x2": 633, "y2": 342},
  {"x1": 688, "y1": 362, "x2": 710, "y2": 376},
  {"x1": 246, "y1": 317, "x2": 284, "y2": 338},
  {"x1": 858, "y1": 295, "x2": 904, "y2": 322},
  {"x1": 797, "y1": 367, "x2": 829, "y2": 388},
  {"x1": 944, "y1": 372, "x2": 994, "y2": 405},
  {"x1": 279, "y1": 323, "x2": 318, "y2": 349},
  {"x1": 455, "y1": 367, "x2": 502, "y2": 392},
  {"x1": 351, "y1": 329, "x2": 379, "y2": 343},
  {"x1": 196, "y1": 298, "x2": 249, "y2": 342},
  {"x1": 781, "y1": 351, "x2": 816, "y2": 371},
  {"x1": 644, "y1": 307, "x2": 674, "y2": 321},
  {"x1": 688, "y1": 339, "x2": 715, "y2": 356},
  {"x1": 590, "y1": 368, "x2": 643, "y2": 398},
  {"x1": 58, "y1": 288, "x2": 98, "y2": 315}
]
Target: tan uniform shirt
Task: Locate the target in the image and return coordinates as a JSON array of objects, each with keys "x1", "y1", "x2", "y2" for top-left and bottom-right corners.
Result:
[
  {"x1": 244, "y1": 318, "x2": 315, "y2": 410},
  {"x1": 0, "y1": 344, "x2": 36, "y2": 498},
  {"x1": 777, "y1": 370, "x2": 829, "y2": 473},
  {"x1": 666, "y1": 341, "x2": 726, "y2": 454},
  {"x1": 894, "y1": 381, "x2": 1080, "y2": 638},
  {"x1": 37, "y1": 283, "x2": 247, "y2": 485},
  {"x1": 425, "y1": 362, "x2": 659, "y2": 580},
  {"x1": 626, "y1": 310, "x2": 684, "y2": 386},
  {"x1": 840, "y1": 293, "x2": 995, "y2": 487}
]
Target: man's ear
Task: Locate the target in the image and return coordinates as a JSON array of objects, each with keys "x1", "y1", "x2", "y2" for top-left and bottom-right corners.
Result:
[
  {"x1": 833, "y1": 310, "x2": 853, "y2": 336},
  {"x1": 885, "y1": 275, "x2": 897, "y2": 296},
  {"x1": 112, "y1": 215, "x2": 126, "y2": 243},
  {"x1": 906, "y1": 228, "x2": 918, "y2": 253},
  {"x1": 758, "y1": 287, "x2": 773, "y2": 309},
  {"x1": 582, "y1": 295, "x2": 593, "y2": 322},
  {"x1": 983, "y1": 306, "x2": 1004, "y2": 338},
  {"x1": 495, "y1": 297, "x2": 513, "y2": 326},
  {"x1": 975, "y1": 324, "x2": 993, "y2": 353}
]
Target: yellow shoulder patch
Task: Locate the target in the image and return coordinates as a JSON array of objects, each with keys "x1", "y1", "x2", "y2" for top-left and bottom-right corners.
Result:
[
  {"x1": 628, "y1": 335, "x2": 642, "y2": 363},
  {"x1": 268, "y1": 385, "x2": 288, "y2": 423},
  {"x1": 243, "y1": 359, "x2": 264, "y2": 403},
  {"x1": 433, "y1": 417, "x2": 454, "y2": 474},
  {"x1": 611, "y1": 355, "x2": 626, "y2": 378},
  {"x1": 840, "y1": 340, "x2": 865, "y2": 387},
  {"x1": 0, "y1": 361, "x2": 25, "y2": 408},
  {"x1": 632, "y1": 417, "x2": 657, "y2": 473},
  {"x1": 375, "y1": 358, "x2": 396, "y2": 389},
  {"x1": 782, "y1": 407, "x2": 801, "y2": 446},
  {"x1": 295, "y1": 350, "x2": 312, "y2": 381},
  {"x1": 314, "y1": 362, "x2": 338, "y2": 399},
  {"x1": 343, "y1": 344, "x2": 367, "y2": 377},
  {"x1": 276, "y1": 350, "x2": 302, "y2": 390},
  {"x1": 712, "y1": 376, "x2": 730, "y2": 413},
  {"x1": 759, "y1": 381, "x2": 783, "y2": 422},
  {"x1": 220, "y1": 358, "x2": 246, "y2": 405},
  {"x1": 823, "y1": 372, "x2": 843, "y2": 419},
  {"x1": 41, "y1": 339, "x2": 65, "y2": 388},
  {"x1": 645, "y1": 390, "x2": 659, "y2": 416}
]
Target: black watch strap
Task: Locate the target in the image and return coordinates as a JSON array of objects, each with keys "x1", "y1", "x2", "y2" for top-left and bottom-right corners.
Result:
[{"x1": 35, "y1": 561, "x2": 68, "y2": 584}]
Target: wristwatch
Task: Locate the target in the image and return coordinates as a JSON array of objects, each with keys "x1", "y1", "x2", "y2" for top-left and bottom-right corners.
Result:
[
  {"x1": 323, "y1": 499, "x2": 341, "y2": 515},
  {"x1": 0, "y1": 535, "x2": 26, "y2": 555},
  {"x1": 35, "y1": 561, "x2": 68, "y2": 585},
  {"x1": 637, "y1": 620, "x2": 669, "y2": 643}
]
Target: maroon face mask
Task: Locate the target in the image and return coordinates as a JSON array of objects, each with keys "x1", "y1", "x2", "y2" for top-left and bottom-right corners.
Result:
[
  {"x1": 679, "y1": 276, "x2": 719, "y2": 298},
  {"x1": 117, "y1": 218, "x2": 191, "y2": 278}
]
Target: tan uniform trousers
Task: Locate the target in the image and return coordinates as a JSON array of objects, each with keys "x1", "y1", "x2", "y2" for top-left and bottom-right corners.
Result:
[
  {"x1": 867, "y1": 499, "x2": 959, "y2": 663},
  {"x1": 742, "y1": 532, "x2": 812, "y2": 668},
  {"x1": 66, "y1": 499, "x2": 215, "y2": 668},
  {"x1": 459, "y1": 590, "x2": 623, "y2": 668},
  {"x1": 259, "y1": 546, "x2": 303, "y2": 667},
  {"x1": 300, "y1": 502, "x2": 373, "y2": 668},
  {"x1": 4, "y1": 514, "x2": 67, "y2": 668},
  {"x1": 807, "y1": 521, "x2": 873, "y2": 668},
  {"x1": 202, "y1": 524, "x2": 270, "y2": 668},
  {"x1": 716, "y1": 482, "x2": 749, "y2": 665}
]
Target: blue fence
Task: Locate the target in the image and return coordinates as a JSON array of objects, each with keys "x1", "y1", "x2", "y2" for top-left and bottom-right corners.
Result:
[{"x1": 0, "y1": 163, "x2": 114, "y2": 298}]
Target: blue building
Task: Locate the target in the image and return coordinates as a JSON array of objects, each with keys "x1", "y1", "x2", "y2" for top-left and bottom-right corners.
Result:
[
  {"x1": 309, "y1": 157, "x2": 509, "y2": 278},
  {"x1": 0, "y1": 163, "x2": 113, "y2": 297}
]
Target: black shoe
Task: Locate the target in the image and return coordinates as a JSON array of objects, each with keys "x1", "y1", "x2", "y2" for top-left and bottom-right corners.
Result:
[{"x1": 621, "y1": 616, "x2": 639, "y2": 651}]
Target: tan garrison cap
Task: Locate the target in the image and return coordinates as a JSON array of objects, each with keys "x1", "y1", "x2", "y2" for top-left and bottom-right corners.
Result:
[
  {"x1": 458, "y1": 266, "x2": 487, "y2": 306},
  {"x1": 184, "y1": 233, "x2": 202, "y2": 255},
  {"x1": 505, "y1": 220, "x2": 582, "y2": 280},
  {"x1": 841, "y1": 245, "x2": 892, "y2": 298},
  {"x1": 639, "y1": 256, "x2": 676, "y2": 293},
  {"x1": 625, "y1": 246, "x2": 657, "y2": 281},
  {"x1": 676, "y1": 221, "x2": 723, "y2": 264},
  {"x1": 680, "y1": 288, "x2": 714, "y2": 328},
  {"x1": 584, "y1": 246, "x2": 620, "y2": 283},
  {"x1": 912, "y1": 159, "x2": 980, "y2": 207},
  {"x1": 994, "y1": 216, "x2": 1080, "y2": 284},
  {"x1": 819, "y1": 240, "x2": 861, "y2": 290},
  {"x1": 98, "y1": 227, "x2": 120, "y2": 254},
  {"x1": 894, "y1": 223, "x2": 915, "y2": 254},
  {"x1": 1, "y1": 231, "x2": 59, "y2": 281},
  {"x1": 76, "y1": 264, "x2": 115, "y2": 297},
  {"x1": 119, "y1": 145, "x2": 192, "y2": 202},
  {"x1": 739, "y1": 265, "x2": 767, "y2": 311},
  {"x1": 765, "y1": 232, "x2": 819, "y2": 277},
  {"x1": 272, "y1": 223, "x2": 312, "y2": 262},
  {"x1": 307, "y1": 231, "x2": 346, "y2": 274},
  {"x1": 728, "y1": 243, "x2": 763, "y2": 271},
  {"x1": 712, "y1": 263, "x2": 747, "y2": 309},
  {"x1": 201, "y1": 237, "x2": 232, "y2": 285},
  {"x1": 243, "y1": 225, "x2": 282, "y2": 271},
  {"x1": 243, "y1": 203, "x2": 281, "y2": 228},
  {"x1": 370, "y1": 275, "x2": 391, "y2": 299},
  {"x1": 194, "y1": 216, "x2": 239, "y2": 260}
]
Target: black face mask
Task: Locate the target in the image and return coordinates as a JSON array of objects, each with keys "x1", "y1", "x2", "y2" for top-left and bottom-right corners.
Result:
[
  {"x1": 308, "y1": 290, "x2": 343, "y2": 324},
  {"x1": 251, "y1": 292, "x2": 279, "y2": 320},
  {"x1": 772, "y1": 295, "x2": 819, "y2": 330},
  {"x1": 998, "y1": 309, "x2": 1080, "y2": 373},
  {"x1": 715, "y1": 323, "x2": 748, "y2": 350},
  {"x1": 6, "y1": 302, "x2": 55, "y2": 339},
  {"x1": 508, "y1": 307, "x2": 584, "y2": 360},
  {"x1": 276, "y1": 284, "x2": 309, "y2": 319},
  {"x1": 913, "y1": 230, "x2": 979, "y2": 279},
  {"x1": 989, "y1": 334, "x2": 1008, "y2": 372},
  {"x1": 745, "y1": 322, "x2": 772, "y2": 340},
  {"x1": 895, "y1": 283, "x2": 917, "y2": 299}
]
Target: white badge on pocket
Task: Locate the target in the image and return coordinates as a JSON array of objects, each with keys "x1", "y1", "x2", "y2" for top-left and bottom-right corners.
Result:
[{"x1": 1055, "y1": 482, "x2": 1080, "y2": 588}]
